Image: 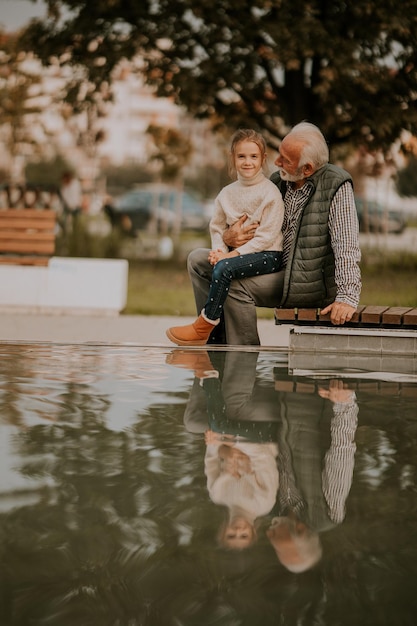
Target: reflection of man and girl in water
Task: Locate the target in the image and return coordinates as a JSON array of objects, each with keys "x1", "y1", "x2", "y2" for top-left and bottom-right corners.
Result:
[{"x1": 167, "y1": 349, "x2": 358, "y2": 573}]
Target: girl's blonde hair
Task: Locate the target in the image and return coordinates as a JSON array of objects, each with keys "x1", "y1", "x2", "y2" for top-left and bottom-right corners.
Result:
[{"x1": 229, "y1": 129, "x2": 267, "y2": 177}]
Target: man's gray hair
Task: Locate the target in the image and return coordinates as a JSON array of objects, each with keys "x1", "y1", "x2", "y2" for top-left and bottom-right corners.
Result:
[{"x1": 287, "y1": 122, "x2": 329, "y2": 169}]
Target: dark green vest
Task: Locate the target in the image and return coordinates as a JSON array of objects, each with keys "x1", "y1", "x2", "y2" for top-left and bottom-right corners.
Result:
[{"x1": 271, "y1": 164, "x2": 353, "y2": 308}]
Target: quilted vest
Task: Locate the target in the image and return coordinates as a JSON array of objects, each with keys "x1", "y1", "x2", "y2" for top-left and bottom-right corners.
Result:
[{"x1": 271, "y1": 164, "x2": 353, "y2": 308}]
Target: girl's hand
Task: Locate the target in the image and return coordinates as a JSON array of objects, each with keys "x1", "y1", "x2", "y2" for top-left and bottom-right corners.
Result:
[
  {"x1": 208, "y1": 249, "x2": 239, "y2": 265},
  {"x1": 205, "y1": 429, "x2": 235, "y2": 445},
  {"x1": 208, "y1": 249, "x2": 226, "y2": 265}
]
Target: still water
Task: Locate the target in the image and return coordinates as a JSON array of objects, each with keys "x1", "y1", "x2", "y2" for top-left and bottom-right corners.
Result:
[{"x1": 0, "y1": 342, "x2": 416, "y2": 625}]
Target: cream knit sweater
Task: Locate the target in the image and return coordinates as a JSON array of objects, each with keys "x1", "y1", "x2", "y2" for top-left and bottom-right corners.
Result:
[
  {"x1": 210, "y1": 170, "x2": 284, "y2": 255},
  {"x1": 205, "y1": 441, "x2": 279, "y2": 521}
]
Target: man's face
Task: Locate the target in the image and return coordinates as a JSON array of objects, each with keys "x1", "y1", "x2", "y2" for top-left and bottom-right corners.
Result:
[{"x1": 274, "y1": 138, "x2": 306, "y2": 182}]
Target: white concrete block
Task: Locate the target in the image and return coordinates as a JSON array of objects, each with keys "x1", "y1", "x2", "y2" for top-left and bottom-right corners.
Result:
[{"x1": 0, "y1": 257, "x2": 129, "y2": 315}]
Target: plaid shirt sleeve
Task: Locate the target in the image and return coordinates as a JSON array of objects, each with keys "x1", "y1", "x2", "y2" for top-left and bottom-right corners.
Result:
[{"x1": 329, "y1": 182, "x2": 362, "y2": 308}]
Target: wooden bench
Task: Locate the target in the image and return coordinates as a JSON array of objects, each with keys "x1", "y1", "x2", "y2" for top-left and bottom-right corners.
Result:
[
  {"x1": 0, "y1": 208, "x2": 56, "y2": 266},
  {"x1": 274, "y1": 375, "x2": 417, "y2": 397},
  {"x1": 275, "y1": 305, "x2": 417, "y2": 329}
]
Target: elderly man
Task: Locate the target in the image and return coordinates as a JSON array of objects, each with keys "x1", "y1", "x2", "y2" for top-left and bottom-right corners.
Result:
[{"x1": 187, "y1": 122, "x2": 361, "y2": 345}]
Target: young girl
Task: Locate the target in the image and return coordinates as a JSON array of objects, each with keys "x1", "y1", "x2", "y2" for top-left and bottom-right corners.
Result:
[
  {"x1": 205, "y1": 430, "x2": 279, "y2": 551},
  {"x1": 166, "y1": 129, "x2": 284, "y2": 345}
]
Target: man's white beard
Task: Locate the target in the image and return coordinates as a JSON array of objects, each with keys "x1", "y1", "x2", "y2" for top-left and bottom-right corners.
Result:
[{"x1": 279, "y1": 168, "x2": 305, "y2": 183}]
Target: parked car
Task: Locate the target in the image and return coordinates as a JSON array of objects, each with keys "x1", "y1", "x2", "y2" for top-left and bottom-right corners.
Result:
[
  {"x1": 355, "y1": 198, "x2": 406, "y2": 234},
  {"x1": 104, "y1": 184, "x2": 210, "y2": 236}
]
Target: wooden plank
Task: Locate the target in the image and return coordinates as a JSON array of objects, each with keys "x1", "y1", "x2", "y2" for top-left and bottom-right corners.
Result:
[
  {"x1": 350, "y1": 304, "x2": 366, "y2": 323},
  {"x1": 318, "y1": 310, "x2": 332, "y2": 323},
  {"x1": 403, "y1": 308, "x2": 417, "y2": 327},
  {"x1": 275, "y1": 308, "x2": 297, "y2": 321},
  {"x1": 0, "y1": 208, "x2": 56, "y2": 217},
  {"x1": 0, "y1": 218, "x2": 56, "y2": 230},
  {"x1": 298, "y1": 308, "x2": 319, "y2": 321},
  {"x1": 382, "y1": 307, "x2": 413, "y2": 325},
  {"x1": 0, "y1": 232, "x2": 55, "y2": 242},
  {"x1": 274, "y1": 380, "x2": 295, "y2": 392},
  {"x1": 0, "y1": 256, "x2": 49, "y2": 266},
  {"x1": 296, "y1": 382, "x2": 316, "y2": 393},
  {"x1": 0, "y1": 241, "x2": 55, "y2": 254},
  {"x1": 360, "y1": 305, "x2": 390, "y2": 325}
]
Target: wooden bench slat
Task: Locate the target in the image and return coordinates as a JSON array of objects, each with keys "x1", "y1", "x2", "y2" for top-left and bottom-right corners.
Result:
[
  {"x1": 349, "y1": 304, "x2": 366, "y2": 323},
  {"x1": 382, "y1": 307, "x2": 414, "y2": 325},
  {"x1": 0, "y1": 208, "x2": 56, "y2": 219},
  {"x1": 0, "y1": 218, "x2": 56, "y2": 230},
  {"x1": 0, "y1": 256, "x2": 50, "y2": 266},
  {"x1": 275, "y1": 308, "x2": 297, "y2": 321},
  {"x1": 0, "y1": 232, "x2": 55, "y2": 242},
  {"x1": 0, "y1": 242, "x2": 55, "y2": 254},
  {"x1": 403, "y1": 308, "x2": 417, "y2": 326},
  {"x1": 360, "y1": 305, "x2": 390, "y2": 324},
  {"x1": 0, "y1": 208, "x2": 56, "y2": 265},
  {"x1": 298, "y1": 308, "x2": 320, "y2": 321}
]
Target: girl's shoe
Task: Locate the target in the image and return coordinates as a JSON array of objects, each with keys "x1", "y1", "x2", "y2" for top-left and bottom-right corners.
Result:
[{"x1": 166, "y1": 314, "x2": 218, "y2": 346}]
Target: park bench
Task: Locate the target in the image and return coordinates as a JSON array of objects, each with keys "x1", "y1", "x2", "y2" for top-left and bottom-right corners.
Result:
[
  {"x1": 275, "y1": 304, "x2": 417, "y2": 364},
  {"x1": 0, "y1": 208, "x2": 56, "y2": 266},
  {"x1": 274, "y1": 372, "x2": 417, "y2": 397},
  {"x1": 275, "y1": 305, "x2": 417, "y2": 329},
  {"x1": 0, "y1": 183, "x2": 128, "y2": 316},
  {"x1": 0, "y1": 183, "x2": 61, "y2": 266}
]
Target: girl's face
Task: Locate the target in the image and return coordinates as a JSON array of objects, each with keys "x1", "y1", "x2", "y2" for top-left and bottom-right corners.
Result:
[
  {"x1": 233, "y1": 140, "x2": 265, "y2": 179},
  {"x1": 220, "y1": 517, "x2": 256, "y2": 550}
]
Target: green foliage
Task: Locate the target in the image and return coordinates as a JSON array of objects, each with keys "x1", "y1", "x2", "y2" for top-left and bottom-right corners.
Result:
[
  {"x1": 395, "y1": 156, "x2": 417, "y2": 198},
  {"x1": 102, "y1": 163, "x2": 154, "y2": 195},
  {"x1": 19, "y1": 0, "x2": 417, "y2": 153},
  {"x1": 55, "y1": 215, "x2": 124, "y2": 258},
  {"x1": 25, "y1": 154, "x2": 73, "y2": 186},
  {"x1": 185, "y1": 164, "x2": 231, "y2": 200}
]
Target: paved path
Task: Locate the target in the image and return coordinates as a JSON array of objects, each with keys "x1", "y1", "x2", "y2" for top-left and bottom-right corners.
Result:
[{"x1": 0, "y1": 313, "x2": 290, "y2": 348}]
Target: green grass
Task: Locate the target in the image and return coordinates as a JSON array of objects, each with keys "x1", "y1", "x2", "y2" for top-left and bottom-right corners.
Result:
[
  {"x1": 126, "y1": 260, "x2": 196, "y2": 316},
  {"x1": 360, "y1": 252, "x2": 417, "y2": 307},
  {"x1": 124, "y1": 252, "x2": 417, "y2": 316}
]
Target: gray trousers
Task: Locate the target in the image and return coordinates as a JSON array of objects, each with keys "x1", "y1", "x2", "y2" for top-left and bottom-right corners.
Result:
[{"x1": 187, "y1": 248, "x2": 285, "y2": 345}]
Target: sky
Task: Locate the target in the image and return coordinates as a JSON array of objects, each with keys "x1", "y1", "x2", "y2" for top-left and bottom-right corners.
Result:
[{"x1": 0, "y1": 0, "x2": 47, "y2": 30}]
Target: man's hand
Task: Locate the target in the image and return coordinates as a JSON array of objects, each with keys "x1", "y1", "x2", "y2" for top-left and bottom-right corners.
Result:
[
  {"x1": 320, "y1": 302, "x2": 356, "y2": 325},
  {"x1": 318, "y1": 379, "x2": 355, "y2": 404},
  {"x1": 223, "y1": 214, "x2": 259, "y2": 249},
  {"x1": 218, "y1": 444, "x2": 253, "y2": 477}
]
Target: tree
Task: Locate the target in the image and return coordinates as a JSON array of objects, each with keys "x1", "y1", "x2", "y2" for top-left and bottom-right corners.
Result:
[
  {"x1": 395, "y1": 136, "x2": 417, "y2": 197},
  {"x1": 19, "y1": 0, "x2": 417, "y2": 153},
  {"x1": 396, "y1": 156, "x2": 417, "y2": 197},
  {"x1": 147, "y1": 125, "x2": 193, "y2": 182},
  {"x1": 0, "y1": 31, "x2": 48, "y2": 179}
]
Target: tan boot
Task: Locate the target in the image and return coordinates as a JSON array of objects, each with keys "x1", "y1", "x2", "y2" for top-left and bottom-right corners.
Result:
[
  {"x1": 166, "y1": 314, "x2": 218, "y2": 346},
  {"x1": 166, "y1": 349, "x2": 217, "y2": 378}
]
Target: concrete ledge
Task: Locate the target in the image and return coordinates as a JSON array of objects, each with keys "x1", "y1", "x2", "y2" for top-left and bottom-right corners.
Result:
[
  {"x1": 0, "y1": 257, "x2": 129, "y2": 315},
  {"x1": 288, "y1": 326, "x2": 417, "y2": 375}
]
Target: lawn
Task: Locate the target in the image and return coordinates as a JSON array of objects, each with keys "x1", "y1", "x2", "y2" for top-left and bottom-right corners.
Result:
[{"x1": 124, "y1": 252, "x2": 417, "y2": 316}]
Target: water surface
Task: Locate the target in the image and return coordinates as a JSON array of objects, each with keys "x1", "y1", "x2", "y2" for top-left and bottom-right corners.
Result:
[{"x1": 0, "y1": 342, "x2": 416, "y2": 625}]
